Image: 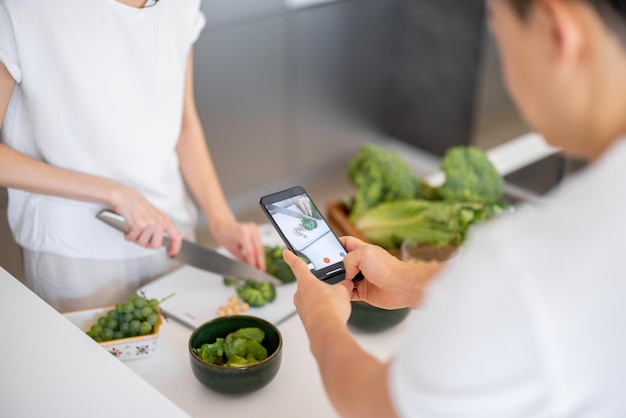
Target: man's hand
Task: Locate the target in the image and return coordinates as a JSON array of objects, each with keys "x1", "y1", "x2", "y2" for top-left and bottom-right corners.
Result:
[
  {"x1": 283, "y1": 248, "x2": 353, "y2": 335},
  {"x1": 341, "y1": 236, "x2": 444, "y2": 309}
]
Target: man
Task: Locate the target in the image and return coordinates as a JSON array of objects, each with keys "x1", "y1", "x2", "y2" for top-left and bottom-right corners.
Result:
[{"x1": 284, "y1": 0, "x2": 626, "y2": 416}]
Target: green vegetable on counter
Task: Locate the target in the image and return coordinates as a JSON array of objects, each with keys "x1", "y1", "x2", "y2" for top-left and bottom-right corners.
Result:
[
  {"x1": 300, "y1": 217, "x2": 318, "y2": 231},
  {"x1": 347, "y1": 143, "x2": 421, "y2": 222},
  {"x1": 193, "y1": 327, "x2": 268, "y2": 367},
  {"x1": 354, "y1": 196, "x2": 510, "y2": 250},
  {"x1": 264, "y1": 246, "x2": 300, "y2": 284},
  {"x1": 345, "y1": 144, "x2": 510, "y2": 249},
  {"x1": 437, "y1": 146, "x2": 504, "y2": 203},
  {"x1": 222, "y1": 246, "x2": 302, "y2": 307},
  {"x1": 236, "y1": 281, "x2": 276, "y2": 307},
  {"x1": 224, "y1": 277, "x2": 276, "y2": 307}
]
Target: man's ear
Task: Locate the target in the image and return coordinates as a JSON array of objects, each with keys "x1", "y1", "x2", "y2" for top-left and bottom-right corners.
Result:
[{"x1": 537, "y1": 0, "x2": 584, "y2": 65}]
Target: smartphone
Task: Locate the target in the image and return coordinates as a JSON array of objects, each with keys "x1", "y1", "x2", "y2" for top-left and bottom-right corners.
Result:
[{"x1": 259, "y1": 186, "x2": 362, "y2": 284}]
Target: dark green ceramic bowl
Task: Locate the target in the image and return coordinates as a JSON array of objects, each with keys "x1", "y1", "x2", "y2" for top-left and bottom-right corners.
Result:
[
  {"x1": 347, "y1": 301, "x2": 411, "y2": 333},
  {"x1": 188, "y1": 315, "x2": 282, "y2": 395}
]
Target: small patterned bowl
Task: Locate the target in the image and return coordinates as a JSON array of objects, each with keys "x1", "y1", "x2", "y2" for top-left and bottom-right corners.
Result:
[{"x1": 63, "y1": 306, "x2": 162, "y2": 361}]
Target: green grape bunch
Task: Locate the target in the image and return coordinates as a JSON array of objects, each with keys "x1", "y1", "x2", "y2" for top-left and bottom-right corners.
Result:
[{"x1": 85, "y1": 293, "x2": 172, "y2": 343}]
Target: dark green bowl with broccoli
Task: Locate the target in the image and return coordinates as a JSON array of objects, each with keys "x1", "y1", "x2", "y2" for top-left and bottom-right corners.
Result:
[
  {"x1": 347, "y1": 302, "x2": 411, "y2": 333},
  {"x1": 189, "y1": 315, "x2": 282, "y2": 395}
]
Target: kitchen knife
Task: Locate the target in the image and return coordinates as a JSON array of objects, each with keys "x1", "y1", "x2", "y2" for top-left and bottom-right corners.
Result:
[{"x1": 96, "y1": 210, "x2": 282, "y2": 286}]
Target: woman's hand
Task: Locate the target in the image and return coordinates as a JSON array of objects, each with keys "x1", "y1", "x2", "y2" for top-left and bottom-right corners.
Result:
[
  {"x1": 292, "y1": 196, "x2": 313, "y2": 217},
  {"x1": 341, "y1": 236, "x2": 443, "y2": 309},
  {"x1": 210, "y1": 218, "x2": 266, "y2": 270},
  {"x1": 110, "y1": 186, "x2": 183, "y2": 257}
]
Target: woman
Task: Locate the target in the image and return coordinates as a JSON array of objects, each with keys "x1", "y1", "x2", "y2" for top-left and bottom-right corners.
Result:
[{"x1": 0, "y1": 0, "x2": 265, "y2": 312}]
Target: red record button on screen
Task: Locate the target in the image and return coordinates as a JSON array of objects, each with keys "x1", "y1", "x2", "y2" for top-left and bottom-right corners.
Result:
[{"x1": 323, "y1": 257, "x2": 331, "y2": 264}]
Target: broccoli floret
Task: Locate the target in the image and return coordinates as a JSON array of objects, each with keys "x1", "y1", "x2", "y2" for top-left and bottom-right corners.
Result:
[
  {"x1": 223, "y1": 277, "x2": 240, "y2": 287},
  {"x1": 437, "y1": 146, "x2": 504, "y2": 203},
  {"x1": 347, "y1": 143, "x2": 421, "y2": 222},
  {"x1": 236, "y1": 280, "x2": 276, "y2": 307},
  {"x1": 265, "y1": 246, "x2": 297, "y2": 283}
]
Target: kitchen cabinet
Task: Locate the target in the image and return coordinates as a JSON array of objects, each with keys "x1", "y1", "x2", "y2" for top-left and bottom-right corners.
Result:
[
  {"x1": 201, "y1": 0, "x2": 286, "y2": 28},
  {"x1": 291, "y1": 0, "x2": 394, "y2": 174},
  {"x1": 192, "y1": 0, "x2": 393, "y2": 200},
  {"x1": 192, "y1": 0, "x2": 565, "y2": 207},
  {"x1": 193, "y1": 15, "x2": 289, "y2": 196},
  {"x1": 385, "y1": 0, "x2": 487, "y2": 156}
]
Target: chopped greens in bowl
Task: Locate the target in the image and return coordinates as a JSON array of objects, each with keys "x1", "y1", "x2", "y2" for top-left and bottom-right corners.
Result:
[{"x1": 189, "y1": 315, "x2": 282, "y2": 394}]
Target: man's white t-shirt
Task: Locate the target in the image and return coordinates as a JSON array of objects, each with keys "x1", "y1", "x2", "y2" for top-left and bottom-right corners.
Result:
[
  {"x1": 0, "y1": 0, "x2": 205, "y2": 259},
  {"x1": 391, "y1": 139, "x2": 626, "y2": 416}
]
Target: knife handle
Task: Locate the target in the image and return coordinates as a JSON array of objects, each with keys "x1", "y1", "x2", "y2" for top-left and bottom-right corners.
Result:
[
  {"x1": 96, "y1": 209, "x2": 172, "y2": 250},
  {"x1": 96, "y1": 210, "x2": 130, "y2": 233}
]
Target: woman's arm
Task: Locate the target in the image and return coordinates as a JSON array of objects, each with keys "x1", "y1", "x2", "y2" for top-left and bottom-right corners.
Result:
[
  {"x1": 0, "y1": 63, "x2": 183, "y2": 255},
  {"x1": 176, "y1": 50, "x2": 265, "y2": 269}
]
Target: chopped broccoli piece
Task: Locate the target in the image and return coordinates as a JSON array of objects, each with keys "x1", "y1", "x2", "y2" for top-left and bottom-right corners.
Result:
[
  {"x1": 265, "y1": 246, "x2": 297, "y2": 284},
  {"x1": 223, "y1": 246, "x2": 309, "y2": 292},
  {"x1": 437, "y1": 146, "x2": 504, "y2": 203},
  {"x1": 300, "y1": 217, "x2": 318, "y2": 231},
  {"x1": 223, "y1": 277, "x2": 240, "y2": 287},
  {"x1": 236, "y1": 280, "x2": 276, "y2": 307},
  {"x1": 347, "y1": 143, "x2": 421, "y2": 222}
]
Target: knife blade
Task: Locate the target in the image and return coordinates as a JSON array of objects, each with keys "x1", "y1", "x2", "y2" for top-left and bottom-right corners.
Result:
[{"x1": 96, "y1": 210, "x2": 282, "y2": 286}]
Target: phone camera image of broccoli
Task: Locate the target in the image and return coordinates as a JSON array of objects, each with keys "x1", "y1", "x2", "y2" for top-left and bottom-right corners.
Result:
[{"x1": 300, "y1": 217, "x2": 318, "y2": 231}]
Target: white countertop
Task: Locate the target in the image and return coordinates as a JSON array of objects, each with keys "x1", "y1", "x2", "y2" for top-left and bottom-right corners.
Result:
[
  {"x1": 0, "y1": 267, "x2": 189, "y2": 418},
  {"x1": 0, "y1": 266, "x2": 413, "y2": 418},
  {"x1": 0, "y1": 132, "x2": 554, "y2": 417},
  {"x1": 125, "y1": 287, "x2": 413, "y2": 418}
]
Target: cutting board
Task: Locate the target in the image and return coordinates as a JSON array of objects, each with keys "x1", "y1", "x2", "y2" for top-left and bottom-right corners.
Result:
[{"x1": 138, "y1": 224, "x2": 297, "y2": 329}]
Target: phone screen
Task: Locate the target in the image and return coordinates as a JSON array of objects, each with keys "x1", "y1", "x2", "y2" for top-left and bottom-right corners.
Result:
[{"x1": 260, "y1": 186, "x2": 348, "y2": 284}]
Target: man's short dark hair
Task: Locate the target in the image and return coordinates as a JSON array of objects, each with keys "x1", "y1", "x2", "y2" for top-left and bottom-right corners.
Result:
[{"x1": 507, "y1": 0, "x2": 626, "y2": 45}]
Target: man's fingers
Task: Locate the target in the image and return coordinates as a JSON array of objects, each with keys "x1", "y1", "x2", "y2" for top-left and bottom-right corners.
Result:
[
  {"x1": 339, "y1": 235, "x2": 367, "y2": 252},
  {"x1": 283, "y1": 248, "x2": 315, "y2": 280},
  {"x1": 337, "y1": 280, "x2": 355, "y2": 297}
]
